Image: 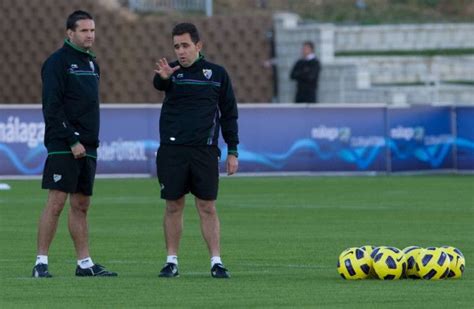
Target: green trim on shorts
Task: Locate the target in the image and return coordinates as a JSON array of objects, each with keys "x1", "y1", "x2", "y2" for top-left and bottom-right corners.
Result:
[
  {"x1": 47, "y1": 151, "x2": 97, "y2": 159},
  {"x1": 48, "y1": 151, "x2": 73, "y2": 155}
]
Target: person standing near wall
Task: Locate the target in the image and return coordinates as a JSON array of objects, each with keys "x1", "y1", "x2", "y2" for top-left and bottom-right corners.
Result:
[
  {"x1": 153, "y1": 23, "x2": 239, "y2": 278},
  {"x1": 32, "y1": 10, "x2": 117, "y2": 278},
  {"x1": 290, "y1": 41, "x2": 321, "y2": 103}
]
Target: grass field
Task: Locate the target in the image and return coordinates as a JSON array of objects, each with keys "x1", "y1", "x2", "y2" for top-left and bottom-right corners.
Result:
[{"x1": 1, "y1": 176, "x2": 473, "y2": 308}]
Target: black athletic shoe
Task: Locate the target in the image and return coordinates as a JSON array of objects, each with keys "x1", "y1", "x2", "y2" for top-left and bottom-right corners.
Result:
[
  {"x1": 158, "y1": 263, "x2": 179, "y2": 278},
  {"x1": 211, "y1": 263, "x2": 230, "y2": 278},
  {"x1": 32, "y1": 263, "x2": 52, "y2": 278},
  {"x1": 75, "y1": 264, "x2": 117, "y2": 277}
]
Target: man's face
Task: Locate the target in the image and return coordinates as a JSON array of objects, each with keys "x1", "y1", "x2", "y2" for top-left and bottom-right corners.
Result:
[
  {"x1": 173, "y1": 33, "x2": 201, "y2": 67},
  {"x1": 302, "y1": 44, "x2": 313, "y2": 57},
  {"x1": 67, "y1": 19, "x2": 95, "y2": 50}
]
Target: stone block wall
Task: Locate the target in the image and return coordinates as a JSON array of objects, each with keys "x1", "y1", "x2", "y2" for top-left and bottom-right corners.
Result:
[{"x1": 0, "y1": 0, "x2": 274, "y2": 103}]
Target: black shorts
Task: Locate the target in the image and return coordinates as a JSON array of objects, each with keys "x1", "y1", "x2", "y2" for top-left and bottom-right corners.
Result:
[
  {"x1": 41, "y1": 154, "x2": 97, "y2": 196},
  {"x1": 156, "y1": 145, "x2": 220, "y2": 200}
]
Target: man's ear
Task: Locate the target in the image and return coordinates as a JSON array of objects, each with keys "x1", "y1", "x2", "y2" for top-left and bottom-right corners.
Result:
[
  {"x1": 196, "y1": 41, "x2": 203, "y2": 52},
  {"x1": 66, "y1": 29, "x2": 73, "y2": 40}
]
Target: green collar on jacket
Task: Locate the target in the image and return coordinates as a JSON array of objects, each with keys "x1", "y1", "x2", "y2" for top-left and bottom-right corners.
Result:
[{"x1": 64, "y1": 39, "x2": 96, "y2": 58}]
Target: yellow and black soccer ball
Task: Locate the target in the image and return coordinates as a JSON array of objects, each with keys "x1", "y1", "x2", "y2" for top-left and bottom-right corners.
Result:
[
  {"x1": 372, "y1": 247, "x2": 407, "y2": 280},
  {"x1": 441, "y1": 246, "x2": 465, "y2": 279},
  {"x1": 403, "y1": 245, "x2": 424, "y2": 279},
  {"x1": 416, "y1": 247, "x2": 450, "y2": 280},
  {"x1": 337, "y1": 247, "x2": 371, "y2": 280}
]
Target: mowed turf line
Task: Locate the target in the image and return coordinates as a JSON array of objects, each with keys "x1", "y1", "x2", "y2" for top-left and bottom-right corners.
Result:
[{"x1": 0, "y1": 176, "x2": 473, "y2": 307}]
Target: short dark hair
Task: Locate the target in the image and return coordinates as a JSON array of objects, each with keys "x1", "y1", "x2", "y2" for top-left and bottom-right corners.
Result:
[
  {"x1": 303, "y1": 41, "x2": 314, "y2": 51},
  {"x1": 66, "y1": 10, "x2": 93, "y2": 31},
  {"x1": 172, "y1": 23, "x2": 200, "y2": 44}
]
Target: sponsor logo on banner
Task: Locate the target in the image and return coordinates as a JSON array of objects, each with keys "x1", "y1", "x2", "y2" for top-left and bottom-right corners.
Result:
[
  {"x1": 390, "y1": 126, "x2": 424, "y2": 141},
  {"x1": 0, "y1": 116, "x2": 45, "y2": 148},
  {"x1": 311, "y1": 125, "x2": 385, "y2": 147},
  {"x1": 311, "y1": 126, "x2": 351, "y2": 142},
  {"x1": 97, "y1": 139, "x2": 147, "y2": 162}
]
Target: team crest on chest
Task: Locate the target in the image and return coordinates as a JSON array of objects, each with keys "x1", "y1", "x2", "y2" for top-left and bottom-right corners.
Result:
[{"x1": 203, "y1": 69, "x2": 212, "y2": 79}]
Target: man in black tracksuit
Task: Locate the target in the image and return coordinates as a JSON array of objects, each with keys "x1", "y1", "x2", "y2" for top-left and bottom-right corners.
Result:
[
  {"x1": 290, "y1": 41, "x2": 321, "y2": 103},
  {"x1": 153, "y1": 23, "x2": 239, "y2": 279},
  {"x1": 33, "y1": 10, "x2": 116, "y2": 278},
  {"x1": 42, "y1": 40, "x2": 100, "y2": 159}
]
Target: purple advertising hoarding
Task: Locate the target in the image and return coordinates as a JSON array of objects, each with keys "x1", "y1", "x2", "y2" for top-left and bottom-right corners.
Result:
[
  {"x1": 97, "y1": 106, "x2": 160, "y2": 175},
  {"x1": 1, "y1": 104, "x2": 472, "y2": 177},
  {"x1": 0, "y1": 107, "x2": 46, "y2": 175},
  {"x1": 456, "y1": 106, "x2": 474, "y2": 170},
  {"x1": 235, "y1": 106, "x2": 386, "y2": 172},
  {"x1": 387, "y1": 106, "x2": 454, "y2": 172}
]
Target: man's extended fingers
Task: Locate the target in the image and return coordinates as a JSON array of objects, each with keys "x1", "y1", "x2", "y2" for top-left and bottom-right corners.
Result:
[
  {"x1": 155, "y1": 58, "x2": 179, "y2": 77},
  {"x1": 157, "y1": 58, "x2": 166, "y2": 69}
]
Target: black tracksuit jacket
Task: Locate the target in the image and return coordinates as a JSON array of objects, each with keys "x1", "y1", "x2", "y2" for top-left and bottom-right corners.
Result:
[
  {"x1": 290, "y1": 57, "x2": 321, "y2": 103},
  {"x1": 153, "y1": 55, "x2": 239, "y2": 156},
  {"x1": 41, "y1": 39, "x2": 100, "y2": 157}
]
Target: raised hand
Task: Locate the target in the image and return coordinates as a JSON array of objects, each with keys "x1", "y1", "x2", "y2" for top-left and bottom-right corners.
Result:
[{"x1": 154, "y1": 58, "x2": 180, "y2": 80}]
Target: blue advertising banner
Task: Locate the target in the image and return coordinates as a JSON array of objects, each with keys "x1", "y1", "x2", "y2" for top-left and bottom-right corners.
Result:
[
  {"x1": 387, "y1": 106, "x2": 454, "y2": 171},
  {"x1": 0, "y1": 105, "x2": 163, "y2": 176},
  {"x1": 235, "y1": 106, "x2": 386, "y2": 172},
  {"x1": 0, "y1": 107, "x2": 45, "y2": 175},
  {"x1": 456, "y1": 106, "x2": 474, "y2": 170},
  {"x1": 1, "y1": 104, "x2": 472, "y2": 177},
  {"x1": 97, "y1": 106, "x2": 160, "y2": 175}
]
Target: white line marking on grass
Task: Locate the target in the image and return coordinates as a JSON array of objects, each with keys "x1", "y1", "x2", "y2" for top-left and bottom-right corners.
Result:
[
  {"x1": 107, "y1": 260, "x2": 157, "y2": 265},
  {"x1": 238, "y1": 263, "x2": 331, "y2": 270}
]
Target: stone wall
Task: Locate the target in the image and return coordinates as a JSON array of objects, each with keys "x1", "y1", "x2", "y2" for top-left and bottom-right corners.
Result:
[
  {"x1": 0, "y1": 0, "x2": 273, "y2": 103},
  {"x1": 274, "y1": 14, "x2": 474, "y2": 104},
  {"x1": 336, "y1": 23, "x2": 474, "y2": 52},
  {"x1": 337, "y1": 56, "x2": 474, "y2": 84}
]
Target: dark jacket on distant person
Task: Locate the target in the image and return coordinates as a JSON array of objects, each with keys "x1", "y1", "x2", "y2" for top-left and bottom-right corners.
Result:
[
  {"x1": 290, "y1": 57, "x2": 321, "y2": 103},
  {"x1": 42, "y1": 39, "x2": 100, "y2": 156}
]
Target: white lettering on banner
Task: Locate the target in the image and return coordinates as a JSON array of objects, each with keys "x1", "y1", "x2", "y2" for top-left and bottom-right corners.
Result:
[
  {"x1": 424, "y1": 135, "x2": 453, "y2": 145},
  {"x1": 98, "y1": 140, "x2": 147, "y2": 162},
  {"x1": 390, "y1": 126, "x2": 424, "y2": 141},
  {"x1": 311, "y1": 126, "x2": 351, "y2": 142},
  {"x1": 0, "y1": 116, "x2": 45, "y2": 148},
  {"x1": 350, "y1": 136, "x2": 386, "y2": 147}
]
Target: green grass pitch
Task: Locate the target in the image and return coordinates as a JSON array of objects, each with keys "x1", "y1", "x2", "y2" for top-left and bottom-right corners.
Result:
[{"x1": 1, "y1": 175, "x2": 473, "y2": 307}]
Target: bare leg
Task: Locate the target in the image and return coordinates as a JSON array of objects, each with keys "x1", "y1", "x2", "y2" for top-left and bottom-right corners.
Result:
[
  {"x1": 163, "y1": 196, "x2": 185, "y2": 255},
  {"x1": 195, "y1": 197, "x2": 220, "y2": 257},
  {"x1": 68, "y1": 193, "x2": 91, "y2": 260},
  {"x1": 36, "y1": 190, "x2": 68, "y2": 255}
]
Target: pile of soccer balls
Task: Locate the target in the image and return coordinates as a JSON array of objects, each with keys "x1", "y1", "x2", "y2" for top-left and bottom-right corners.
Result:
[{"x1": 337, "y1": 245, "x2": 465, "y2": 280}]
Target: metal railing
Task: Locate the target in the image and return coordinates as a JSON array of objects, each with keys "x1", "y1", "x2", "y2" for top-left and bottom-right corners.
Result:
[{"x1": 128, "y1": 0, "x2": 213, "y2": 16}]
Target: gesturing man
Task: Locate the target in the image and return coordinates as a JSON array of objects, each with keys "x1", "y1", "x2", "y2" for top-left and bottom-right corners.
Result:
[
  {"x1": 32, "y1": 10, "x2": 116, "y2": 278},
  {"x1": 153, "y1": 23, "x2": 239, "y2": 279}
]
